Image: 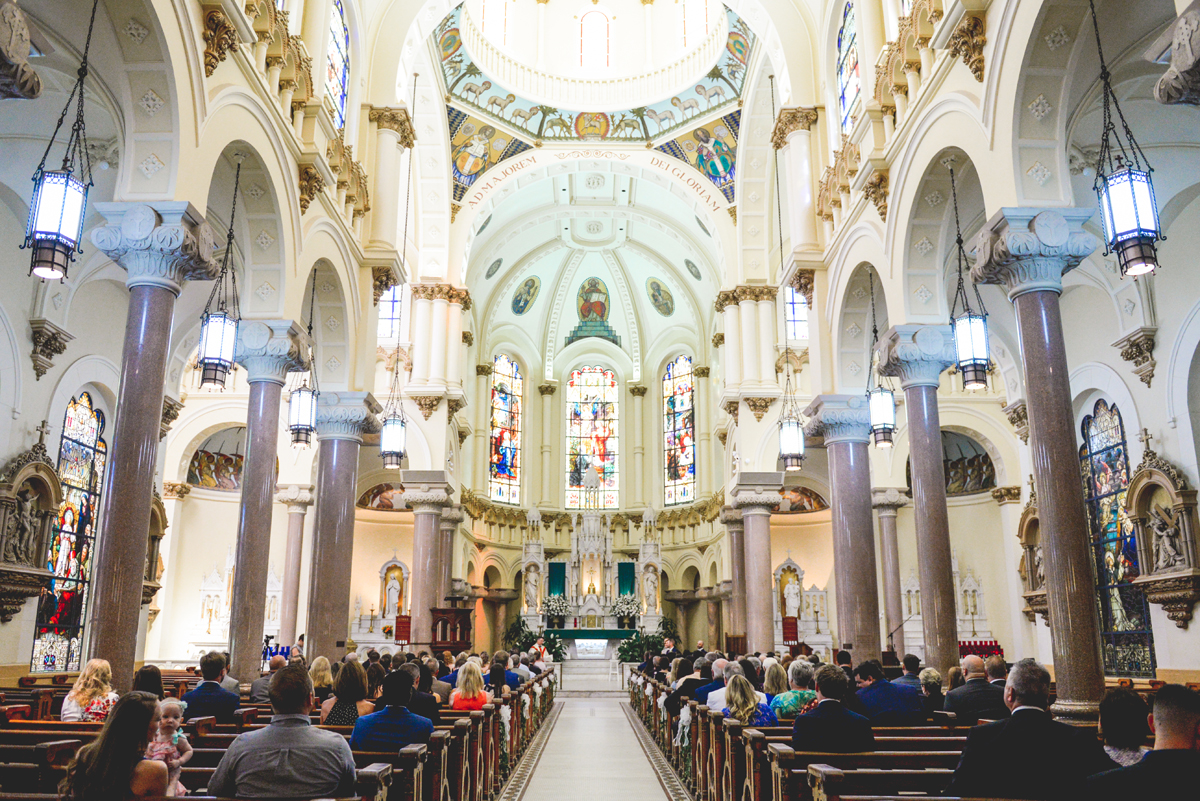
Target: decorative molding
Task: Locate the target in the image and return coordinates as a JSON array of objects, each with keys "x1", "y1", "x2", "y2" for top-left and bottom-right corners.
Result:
[
  {"x1": 1003, "y1": 400, "x2": 1029, "y2": 444},
  {"x1": 1152, "y1": 2, "x2": 1200, "y2": 106},
  {"x1": 91, "y1": 203, "x2": 220, "y2": 294},
  {"x1": 457, "y1": 428, "x2": 468, "y2": 446},
  {"x1": 863, "y1": 170, "x2": 889, "y2": 221},
  {"x1": 162, "y1": 481, "x2": 191, "y2": 500},
  {"x1": 792, "y1": 269, "x2": 815, "y2": 308},
  {"x1": 970, "y1": 209, "x2": 1098, "y2": 299},
  {"x1": 411, "y1": 395, "x2": 443, "y2": 420},
  {"x1": 770, "y1": 107, "x2": 819, "y2": 149},
  {"x1": 1135, "y1": 445, "x2": 1189, "y2": 491},
  {"x1": 372, "y1": 266, "x2": 396, "y2": 305},
  {"x1": 447, "y1": 397, "x2": 466, "y2": 416},
  {"x1": 298, "y1": 165, "x2": 325, "y2": 214},
  {"x1": 732, "y1": 285, "x2": 778, "y2": 303},
  {"x1": 368, "y1": 106, "x2": 416, "y2": 147},
  {"x1": 948, "y1": 13, "x2": 986, "y2": 82},
  {"x1": 202, "y1": 6, "x2": 239, "y2": 77},
  {"x1": 723, "y1": 400, "x2": 739, "y2": 424},
  {"x1": 160, "y1": 396, "x2": 184, "y2": 442},
  {"x1": 1113, "y1": 327, "x2": 1157, "y2": 387},
  {"x1": 537, "y1": 382, "x2": 556, "y2": 396},
  {"x1": 462, "y1": 331, "x2": 474, "y2": 346},
  {"x1": 234, "y1": 320, "x2": 309, "y2": 384},
  {"x1": 450, "y1": 203, "x2": 461, "y2": 223},
  {"x1": 694, "y1": 366, "x2": 711, "y2": 378},
  {"x1": 410, "y1": 284, "x2": 472, "y2": 309},
  {"x1": 717, "y1": 429, "x2": 728, "y2": 446},
  {"x1": 712, "y1": 333, "x2": 725, "y2": 348},
  {"x1": 1023, "y1": 589, "x2": 1049, "y2": 625},
  {"x1": 629, "y1": 385, "x2": 648, "y2": 398},
  {"x1": 1137, "y1": 571, "x2": 1200, "y2": 628},
  {"x1": 0, "y1": 565, "x2": 47, "y2": 622},
  {"x1": 991, "y1": 485, "x2": 1021, "y2": 504},
  {"x1": 876, "y1": 325, "x2": 955, "y2": 388},
  {"x1": 477, "y1": 364, "x2": 494, "y2": 377},
  {"x1": 744, "y1": 397, "x2": 774, "y2": 422},
  {"x1": 0, "y1": 0, "x2": 41, "y2": 99},
  {"x1": 728, "y1": 206, "x2": 737, "y2": 224},
  {"x1": 28, "y1": 319, "x2": 72, "y2": 381}
]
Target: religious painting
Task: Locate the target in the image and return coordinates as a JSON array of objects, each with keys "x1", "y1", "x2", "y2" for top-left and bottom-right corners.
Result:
[
  {"x1": 647, "y1": 278, "x2": 675, "y2": 316},
  {"x1": 574, "y1": 112, "x2": 610, "y2": 139},
  {"x1": 477, "y1": 214, "x2": 492, "y2": 234},
  {"x1": 696, "y1": 216, "x2": 710, "y2": 236},
  {"x1": 566, "y1": 366, "x2": 619, "y2": 509},
  {"x1": 512, "y1": 277, "x2": 540, "y2": 315},
  {"x1": 485, "y1": 258, "x2": 503, "y2": 279},
  {"x1": 655, "y1": 112, "x2": 741, "y2": 203},
  {"x1": 685, "y1": 259, "x2": 702, "y2": 280},
  {"x1": 489, "y1": 354, "x2": 523, "y2": 505},
  {"x1": 565, "y1": 278, "x2": 621, "y2": 346},
  {"x1": 773, "y1": 487, "x2": 830, "y2": 514},
  {"x1": 32, "y1": 392, "x2": 106, "y2": 673},
  {"x1": 186, "y1": 427, "x2": 247, "y2": 491},
  {"x1": 446, "y1": 108, "x2": 533, "y2": 202},
  {"x1": 357, "y1": 483, "x2": 406, "y2": 510},
  {"x1": 662, "y1": 356, "x2": 695, "y2": 506},
  {"x1": 1079, "y1": 399, "x2": 1156, "y2": 677},
  {"x1": 907, "y1": 431, "x2": 997, "y2": 496}
]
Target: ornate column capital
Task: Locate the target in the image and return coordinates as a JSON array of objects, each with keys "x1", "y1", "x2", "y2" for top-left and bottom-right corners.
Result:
[
  {"x1": 970, "y1": 208, "x2": 1098, "y2": 300},
  {"x1": 476, "y1": 364, "x2": 494, "y2": 376},
  {"x1": 275, "y1": 483, "x2": 315, "y2": 513},
  {"x1": 803, "y1": 394, "x2": 871, "y2": 445},
  {"x1": 402, "y1": 488, "x2": 450, "y2": 513},
  {"x1": 440, "y1": 505, "x2": 465, "y2": 530},
  {"x1": 695, "y1": 366, "x2": 711, "y2": 378},
  {"x1": 91, "y1": 202, "x2": 219, "y2": 295},
  {"x1": 1151, "y1": 1, "x2": 1200, "y2": 106},
  {"x1": 368, "y1": 106, "x2": 415, "y2": 147},
  {"x1": 411, "y1": 283, "x2": 472, "y2": 310},
  {"x1": 538, "y1": 382, "x2": 557, "y2": 396},
  {"x1": 315, "y1": 391, "x2": 382, "y2": 443},
  {"x1": 0, "y1": 0, "x2": 42, "y2": 100},
  {"x1": 872, "y1": 487, "x2": 909, "y2": 514},
  {"x1": 719, "y1": 506, "x2": 744, "y2": 530},
  {"x1": 792, "y1": 269, "x2": 815, "y2": 308},
  {"x1": 771, "y1": 107, "x2": 819, "y2": 149},
  {"x1": 160, "y1": 396, "x2": 184, "y2": 442},
  {"x1": 731, "y1": 473, "x2": 784, "y2": 512},
  {"x1": 1113, "y1": 326, "x2": 1157, "y2": 387},
  {"x1": 1003, "y1": 399, "x2": 1029, "y2": 444},
  {"x1": 991, "y1": 486, "x2": 1022, "y2": 505},
  {"x1": 876, "y1": 325, "x2": 955, "y2": 388},
  {"x1": 629, "y1": 385, "x2": 648, "y2": 398},
  {"x1": 162, "y1": 481, "x2": 191, "y2": 501},
  {"x1": 234, "y1": 320, "x2": 310, "y2": 384},
  {"x1": 28, "y1": 318, "x2": 72, "y2": 380}
]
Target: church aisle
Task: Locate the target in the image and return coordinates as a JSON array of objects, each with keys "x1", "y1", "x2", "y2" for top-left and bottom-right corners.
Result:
[{"x1": 517, "y1": 698, "x2": 672, "y2": 801}]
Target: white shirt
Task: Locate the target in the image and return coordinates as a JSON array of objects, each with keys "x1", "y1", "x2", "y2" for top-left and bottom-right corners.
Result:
[
  {"x1": 60, "y1": 691, "x2": 119, "y2": 722},
  {"x1": 706, "y1": 686, "x2": 766, "y2": 711}
]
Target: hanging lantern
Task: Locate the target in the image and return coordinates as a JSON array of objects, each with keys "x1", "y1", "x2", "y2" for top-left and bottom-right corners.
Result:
[
  {"x1": 289, "y1": 380, "x2": 318, "y2": 447},
  {"x1": 21, "y1": 1, "x2": 101, "y2": 283},
  {"x1": 197, "y1": 310, "x2": 239, "y2": 388},
  {"x1": 380, "y1": 411, "x2": 408, "y2": 469},
  {"x1": 952, "y1": 312, "x2": 990, "y2": 390},
  {"x1": 778, "y1": 408, "x2": 805, "y2": 471},
  {"x1": 867, "y1": 385, "x2": 895, "y2": 447}
]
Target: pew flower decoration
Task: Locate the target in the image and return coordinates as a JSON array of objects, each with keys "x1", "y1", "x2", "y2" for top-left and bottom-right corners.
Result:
[
  {"x1": 645, "y1": 684, "x2": 653, "y2": 698},
  {"x1": 610, "y1": 594, "x2": 642, "y2": 618},
  {"x1": 543, "y1": 595, "x2": 572, "y2": 616},
  {"x1": 500, "y1": 704, "x2": 512, "y2": 740},
  {"x1": 522, "y1": 693, "x2": 532, "y2": 711},
  {"x1": 533, "y1": 684, "x2": 544, "y2": 698},
  {"x1": 674, "y1": 705, "x2": 692, "y2": 747}
]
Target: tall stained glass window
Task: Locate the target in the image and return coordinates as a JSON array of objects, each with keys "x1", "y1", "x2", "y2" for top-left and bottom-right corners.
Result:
[
  {"x1": 1079, "y1": 399, "x2": 1156, "y2": 677},
  {"x1": 784, "y1": 286, "x2": 809, "y2": 340},
  {"x1": 663, "y1": 356, "x2": 696, "y2": 506},
  {"x1": 31, "y1": 393, "x2": 107, "y2": 673},
  {"x1": 326, "y1": 0, "x2": 350, "y2": 129},
  {"x1": 836, "y1": 3, "x2": 860, "y2": 134},
  {"x1": 566, "y1": 366, "x2": 619, "y2": 508},
  {"x1": 489, "y1": 354, "x2": 523, "y2": 505}
]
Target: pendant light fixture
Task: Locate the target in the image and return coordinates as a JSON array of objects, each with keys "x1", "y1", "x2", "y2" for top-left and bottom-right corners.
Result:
[
  {"x1": 288, "y1": 269, "x2": 320, "y2": 448},
  {"x1": 380, "y1": 76, "x2": 418, "y2": 469},
  {"x1": 21, "y1": 0, "x2": 101, "y2": 282},
  {"x1": 1088, "y1": 0, "x2": 1162, "y2": 277},
  {"x1": 947, "y1": 164, "x2": 990, "y2": 391},
  {"x1": 770, "y1": 75, "x2": 805, "y2": 471},
  {"x1": 196, "y1": 156, "x2": 244, "y2": 389},
  {"x1": 866, "y1": 271, "x2": 895, "y2": 447}
]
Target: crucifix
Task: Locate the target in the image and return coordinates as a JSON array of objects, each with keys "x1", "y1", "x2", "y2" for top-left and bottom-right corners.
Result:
[
  {"x1": 1138, "y1": 428, "x2": 1154, "y2": 450},
  {"x1": 35, "y1": 420, "x2": 50, "y2": 446}
]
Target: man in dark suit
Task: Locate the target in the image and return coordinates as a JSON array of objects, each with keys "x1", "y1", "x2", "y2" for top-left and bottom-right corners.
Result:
[
  {"x1": 943, "y1": 654, "x2": 1010, "y2": 725},
  {"x1": 946, "y1": 658, "x2": 1115, "y2": 799},
  {"x1": 792, "y1": 665, "x2": 875, "y2": 753},
  {"x1": 397, "y1": 664, "x2": 441, "y2": 726},
  {"x1": 985, "y1": 655, "x2": 1007, "y2": 688},
  {"x1": 854, "y1": 660, "x2": 925, "y2": 725},
  {"x1": 835, "y1": 650, "x2": 854, "y2": 682},
  {"x1": 350, "y1": 670, "x2": 433, "y2": 753},
  {"x1": 661, "y1": 637, "x2": 681, "y2": 660},
  {"x1": 893, "y1": 654, "x2": 922, "y2": 689},
  {"x1": 249, "y1": 655, "x2": 286, "y2": 703},
  {"x1": 183, "y1": 651, "x2": 242, "y2": 723},
  {"x1": 1085, "y1": 683, "x2": 1200, "y2": 800}
]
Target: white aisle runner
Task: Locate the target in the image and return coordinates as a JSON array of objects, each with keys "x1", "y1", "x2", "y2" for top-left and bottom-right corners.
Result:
[{"x1": 518, "y1": 698, "x2": 670, "y2": 801}]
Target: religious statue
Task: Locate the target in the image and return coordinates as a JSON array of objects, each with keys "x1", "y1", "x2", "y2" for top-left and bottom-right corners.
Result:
[
  {"x1": 4, "y1": 485, "x2": 37, "y2": 565},
  {"x1": 385, "y1": 576, "x2": 402, "y2": 617},
  {"x1": 643, "y1": 570, "x2": 658, "y2": 612},
  {"x1": 1150, "y1": 504, "x2": 1186, "y2": 571},
  {"x1": 524, "y1": 569, "x2": 539, "y2": 611},
  {"x1": 783, "y1": 575, "x2": 802, "y2": 618},
  {"x1": 1033, "y1": 545, "x2": 1045, "y2": 591}
]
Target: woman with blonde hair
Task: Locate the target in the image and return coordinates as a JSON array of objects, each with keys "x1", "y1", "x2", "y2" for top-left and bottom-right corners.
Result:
[
  {"x1": 450, "y1": 661, "x2": 492, "y2": 710},
  {"x1": 61, "y1": 658, "x2": 120, "y2": 722},
  {"x1": 721, "y1": 674, "x2": 778, "y2": 726},
  {"x1": 763, "y1": 661, "x2": 790, "y2": 700},
  {"x1": 309, "y1": 656, "x2": 334, "y2": 703}
]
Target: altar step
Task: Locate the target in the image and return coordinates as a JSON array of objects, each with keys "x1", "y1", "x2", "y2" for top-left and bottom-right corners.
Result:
[{"x1": 556, "y1": 658, "x2": 625, "y2": 697}]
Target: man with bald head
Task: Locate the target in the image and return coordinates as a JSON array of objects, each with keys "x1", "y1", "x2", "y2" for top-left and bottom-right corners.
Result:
[
  {"x1": 693, "y1": 658, "x2": 729, "y2": 706},
  {"x1": 249, "y1": 655, "x2": 288, "y2": 703},
  {"x1": 943, "y1": 654, "x2": 1009, "y2": 725}
]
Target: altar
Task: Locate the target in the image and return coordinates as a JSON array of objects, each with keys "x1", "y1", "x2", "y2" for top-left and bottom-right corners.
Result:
[{"x1": 546, "y1": 629, "x2": 636, "y2": 659}]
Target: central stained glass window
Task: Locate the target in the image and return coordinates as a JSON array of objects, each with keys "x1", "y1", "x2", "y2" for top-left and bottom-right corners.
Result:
[
  {"x1": 566, "y1": 366, "x2": 619, "y2": 508},
  {"x1": 663, "y1": 356, "x2": 696, "y2": 506},
  {"x1": 488, "y1": 354, "x2": 523, "y2": 505}
]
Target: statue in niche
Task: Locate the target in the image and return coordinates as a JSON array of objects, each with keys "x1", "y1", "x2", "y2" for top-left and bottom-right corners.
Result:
[
  {"x1": 1033, "y1": 545, "x2": 1045, "y2": 591},
  {"x1": 783, "y1": 575, "x2": 802, "y2": 618},
  {"x1": 569, "y1": 563, "x2": 579, "y2": 596},
  {"x1": 4, "y1": 484, "x2": 39, "y2": 565},
  {"x1": 643, "y1": 570, "x2": 658, "y2": 612},
  {"x1": 524, "y1": 569, "x2": 539, "y2": 610},
  {"x1": 1149, "y1": 504, "x2": 1186, "y2": 572},
  {"x1": 386, "y1": 576, "x2": 402, "y2": 617}
]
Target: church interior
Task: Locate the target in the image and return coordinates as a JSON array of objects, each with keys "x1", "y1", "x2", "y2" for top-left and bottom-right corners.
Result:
[{"x1": 0, "y1": 0, "x2": 1199, "y2": 795}]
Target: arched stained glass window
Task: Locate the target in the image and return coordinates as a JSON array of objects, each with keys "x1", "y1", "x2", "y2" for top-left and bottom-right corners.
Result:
[
  {"x1": 566, "y1": 366, "x2": 619, "y2": 508},
  {"x1": 836, "y1": 3, "x2": 861, "y2": 134},
  {"x1": 1079, "y1": 399, "x2": 1156, "y2": 677},
  {"x1": 489, "y1": 355, "x2": 523, "y2": 505},
  {"x1": 326, "y1": 0, "x2": 350, "y2": 130},
  {"x1": 31, "y1": 393, "x2": 107, "y2": 673},
  {"x1": 784, "y1": 286, "x2": 809, "y2": 340},
  {"x1": 581, "y1": 11, "x2": 609, "y2": 70},
  {"x1": 663, "y1": 356, "x2": 696, "y2": 506}
]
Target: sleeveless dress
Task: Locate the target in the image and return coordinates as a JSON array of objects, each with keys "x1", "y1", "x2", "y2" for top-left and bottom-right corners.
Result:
[
  {"x1": 145, "y1": 737, "x2": 187, "y2": 796},
  {"x1": 325, "y1": 699, "x2": 361, "y2": 725}
]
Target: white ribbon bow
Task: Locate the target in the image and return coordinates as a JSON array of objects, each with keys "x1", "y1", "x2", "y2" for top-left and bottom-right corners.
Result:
[
  {"x1": 534, "y1": 684, "x2": 543, "y2": 697},
  {"x1": 645, "y1": 685, "x2": 652, "y2": 698},
  {"x1": 500, "y1": 705, "x2": 512, "y2": 741},
  {"x1": 522, "y1": 693, "x2": 531, "y2": 710}
]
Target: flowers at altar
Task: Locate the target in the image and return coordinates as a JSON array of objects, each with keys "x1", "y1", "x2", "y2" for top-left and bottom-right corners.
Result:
[
  {"x1": 382, "y1": 625, "x2": 394, "y2": 639},
  {"x1": 543, "y1": 594, "x2": 572, "y2": 616},
  {"x1": 610, "y1": 594, "x2": 642, "y2": 618}
]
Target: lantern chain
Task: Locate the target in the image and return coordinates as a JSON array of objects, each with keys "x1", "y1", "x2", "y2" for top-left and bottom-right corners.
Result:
[
  {"x1": 947, "y1": 164, "x2": 987, "y2": 322},
  {"x1": 768, "y1": 74, "x2": 800, "y2": 415},
  {"x1": 202, "y1": 157, "x2": 244, "y2": 321},
  {"x1": 33, "y1": 0, "x2": 100, "y2": 184},
  {"x1": 384, "y1": 75, "x2": 419, "y2": 420}
]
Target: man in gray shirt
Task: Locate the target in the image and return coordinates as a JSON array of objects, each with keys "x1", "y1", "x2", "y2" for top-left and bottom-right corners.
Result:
[
  {"x1": 208, "y1": 665, "x2": 356, "y2": 799},
  {"x1": 249, "y1": 655, "x2": 286, "y2": 703}
]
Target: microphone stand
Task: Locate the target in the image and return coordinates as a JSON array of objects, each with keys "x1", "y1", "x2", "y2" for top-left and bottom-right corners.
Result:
[{"x1": 887, "y1": 612, "x2": 918, "y2": 652}]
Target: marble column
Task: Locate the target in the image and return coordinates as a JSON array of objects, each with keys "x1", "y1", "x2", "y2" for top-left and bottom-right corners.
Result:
[
  {"x1": 438, "y1": 506, "x2": 464, "y2": 603},
  {"x1": 306, "y1": 392, "x2": 380, "y2": 662},
  {"x1": 772, "y1": 109, "x2": 821, "y2": 252},
  {"x1": 475, "y1": 364, "x2": 493, "y2": 491},
  {"x1": 403, "y1": 475, "x2": 450, "y2": 653},
  {"x1": 228, "y1": 321, "x2": 309, "y2": 683},
  {"x1": 722, "y1": 507, "x2": 746, "y2": 641},
  {"x1": 367, "y1": 107, "x2": 414, "y2": 249},
  {"x1": 695, "y1": 367, "x2": 713, "y2": 496},
  {"x1": 972, "y1": 208, "x2": 1104, "y2": 719},
  {"x1": 872, "y1": 488, "x2": 909, "y2": 657},
  {"x1": 539, "y1": 383, "x2": 556, "y2": 505},
  {"x1": 630, "y1": 385, "x2": 647, "y2": 507},
  {"x1": 804, "y1": 394, "x2": 882, "y2": 660},
  {"x1": 733, "y1": 474, "x2": 785, "y2": 654},
  {"x1": 275, "y1": 484, "x2": 314, "y2": 650},
  {"x1": 87, "y1": 203, "x2": 218, "y2": 690},
  {"x1": 877, "y1": 325, "x2": 958, "y2": 676},
  {"x1": 706, "y1": 594, "x2": 721, "y2": 650}
]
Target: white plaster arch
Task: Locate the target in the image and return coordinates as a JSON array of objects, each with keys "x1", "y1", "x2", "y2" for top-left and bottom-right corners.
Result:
[
  {"x1": 0, "y1": 303, "x2": 21, "y2": 448},
  {"x1": 45, "y1": 355, "x2": 122, "y2": 457},
  {"x1": 1165, "y1": 297, "x2": 1200, "y2": 485},
  {"x1": 1071, "y1": 361, "x2": 1143, "y2": 465}
]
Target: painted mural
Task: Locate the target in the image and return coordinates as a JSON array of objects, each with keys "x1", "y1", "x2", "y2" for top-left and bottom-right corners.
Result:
[
  {"x1": 512, "y1": 277, "x2": 540, "y2": 315},
  {"x1": 655, "y1": 112, "x2": 740, "y2": 203},
  {"x1": 485, "y1": 258, "x2": 503, "y2": 279},
  {"x1": 186, "y1": 427, "x2": 247, "y2": 491},
  {"x1": 566, "y1": 277, "x2": 621, "y2": 346},
  {"x1": 772, "y1": 487, "x2": 830, "y2": 514},
  {"x1": 646, "y1": 278, "x2": 675, "y2": 316},
  {"x1": 685, "y1": 259, "x2": 702, "y2": 280},
  {"x1": 448, "y1": 108, "x2": 534, "y2": 202},
  {"x1": 357, "y1": 483, "x2": 406, "y2": 510},
  {"x1": 433, "y1": 4, "x2": 756, "y2": 145}
]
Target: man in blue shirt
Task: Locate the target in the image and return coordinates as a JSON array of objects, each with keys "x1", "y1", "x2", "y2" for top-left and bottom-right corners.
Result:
[
  {"x1": 351, "y1": 670, "x2": 434, "y2": 753},
  {"x1": 894, "y1": 654, "x2": 923, "y2": 689},
  {"x1": 854, "y1": 660, "x2": 924, "y2": 726}
]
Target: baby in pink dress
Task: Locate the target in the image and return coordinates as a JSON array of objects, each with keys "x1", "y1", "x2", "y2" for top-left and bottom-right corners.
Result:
[{"x1": 145, "y1": 699, "x2": 193, "y2": 796}]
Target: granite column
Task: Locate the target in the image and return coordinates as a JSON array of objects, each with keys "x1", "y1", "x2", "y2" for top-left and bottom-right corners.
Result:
[
  {"x1": 972, "y1": 208, "x2": 1104, "y2": 719},
  {"x1": 275, "y1": 484, "x2": 314, "y2": 650},
  {"x1": 734, "y1": 474, "x2": 785, "y2": 655},
  {"x1": 403, "y1": 474, "x2": 450, "y2": 653},
  {"x1": 87, "y1": 203, "x2": 218, "y2": 690},
  {"x1": 722, "y1": 507, "x2": 747, "y2": 644},
  {"x1": 439, "y1": 506, "x2": 464, "y2": 603},
  {"x1": 872, "y1": 489, "x2": 909, "y2": 657},
  {"x1": 539, "y1": 383, "x2": 556, "y2": 505}
]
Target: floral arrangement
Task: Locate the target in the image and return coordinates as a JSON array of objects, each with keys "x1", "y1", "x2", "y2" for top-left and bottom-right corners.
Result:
[
  {"x1": 543, "y1": 594, "x2": 572, "y2": 616},
  {"x1": 382, "y1": 625, "x2": 394, "y2": 639},
  {"x1": 610, "y1": 594, "x2": 642, "y2": 618}
]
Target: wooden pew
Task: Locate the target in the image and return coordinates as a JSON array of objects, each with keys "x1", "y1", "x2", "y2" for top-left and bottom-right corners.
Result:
[
  {"x1": 805, "y1": 763, "x2": 954, "y2": 801},
  {"x1": 767, "y1": 744, "x2": 961, "y2": 801}
]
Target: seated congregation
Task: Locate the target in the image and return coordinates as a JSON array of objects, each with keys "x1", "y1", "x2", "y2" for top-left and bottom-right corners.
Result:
[
  {"x1": 0, "y1": 644, "x2": 556, "y2": 800},
  {"x1": 633, "y1": 647, "x2": 1200, "y2": 801}
]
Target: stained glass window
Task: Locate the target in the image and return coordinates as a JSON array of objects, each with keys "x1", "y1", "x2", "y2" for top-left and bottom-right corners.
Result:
[
  {"x1": 836, "y1": 3, "x2": 861, "y2": 134},
  {"x1": 784, "y1": 286, "x2": 809, "y2": 340},
  {"x1": 581, "y1": 11, "x2": 609, "y2": 69},
  {"x1": 31, "y1": 393, "x2": 107, "y2": 673},
  {"x1": 566, "y1": 366, "x2": 619, "y2": 509},
  {"x1": 663, "y1": 356, "x2": 696, "y2": 506},
  {"x1": 1079, "y1": 399, "x2": 1156, "y2": 677},
  {"x1": 489, "y1": 354, "x2": 523, "y2": 505},
  {"x1": 326, "y1": 0, "x2": 350, "y2": 129}
]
